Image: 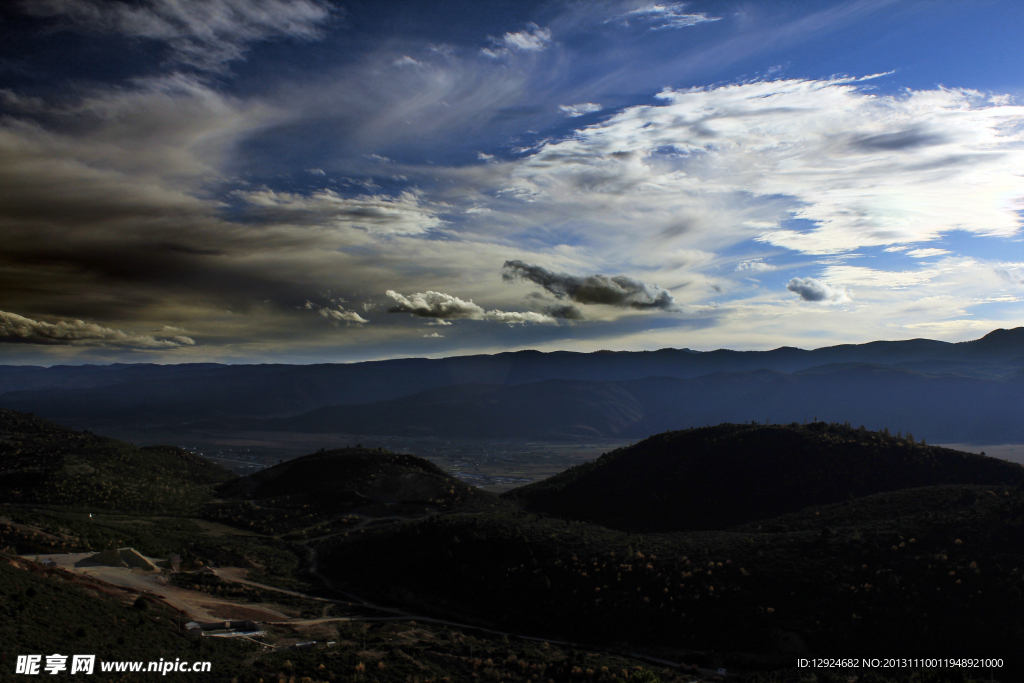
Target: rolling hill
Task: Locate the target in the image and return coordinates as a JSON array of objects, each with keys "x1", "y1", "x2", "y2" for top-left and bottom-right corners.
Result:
[
  {"x1": 502, "y1": 422, "x2": 1024, "y2": 531},
  {"x1": 216, "y1": 446, "x2": 498, "y2": 516},
  {"x1": 0, "y1": 409, "x2": 232, "y2": 514}
]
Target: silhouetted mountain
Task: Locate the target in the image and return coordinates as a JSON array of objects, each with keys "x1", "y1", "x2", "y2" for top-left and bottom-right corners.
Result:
[
  {"x1": 503, "y1": 422, "x2": 1024, "y2": 531},
  {"x1": 4, "y1": 328, "x2": 1024, "y2": 426},
  {"x1": 0, "y1": 409, "x2": 231, "y2": 513}
]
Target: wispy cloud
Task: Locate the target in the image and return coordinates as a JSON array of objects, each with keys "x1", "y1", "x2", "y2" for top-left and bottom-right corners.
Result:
[
  {"x1": 303, "y1": 300, "x2": 368, "y2": 325},
  {"x1": 619, "y1": 3, "x2": 721, "y2": 30},
  {"x1": 236, "y1": 189, "x2": 443, "y2": 236},
  {"x1": 481, "y1": 23, "x2": 552, "y2": 58},
  {"x1": 22, "y1": 0, "x2": 336, "y2": 70},
  {"x1": 906, "y1": 248, "x2": 952, "y2": 258},
  {"x1": 558, "y1": 103, "x2": 602, "y2": 118},
  {"x1": 736, "y1": 259, "x2": 775, "y2": 273}
]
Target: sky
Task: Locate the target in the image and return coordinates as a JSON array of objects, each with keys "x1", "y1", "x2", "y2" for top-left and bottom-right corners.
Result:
[{"x1": 1, "y1": 0, "x2": 1024, "y2": 364}]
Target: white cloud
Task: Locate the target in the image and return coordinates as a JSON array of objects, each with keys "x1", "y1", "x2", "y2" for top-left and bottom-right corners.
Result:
[
  {"x1": 482, "y1": 23, "x2": 552, "y2": 58},
  {"x1": 304, "y1": 301, "x2": 368, "y2": 325},
  {"x1": 495, "y1": 77, "x2": 1024, "y2": 260},
  {"x1": 786, "y1": 277, "x2": 851, "y2": 304},
  {"x1": 821, "y1": 265, "x2": 938, "y2": 289},
  {"x1": 423, "y1": 332, "x2": 444, "y2": 338},
  {"x1": 22, "y1": 0, "x2": 336, "y2": 70},
  {"x1": 0, "y1": 310, "x2": 195, "y2": 347},
  {"x1": 905, "y1": 248, "x2": 952, "y2": 258},
  {"x1": 620, "y1": 3, "x2": 721, "y2": 30},
  {"x1": 736, "y1": 259, "x2": 775, "y2": 273},
  {"x1": 393, "y1": 56, "x2": 423, "y2": 68},
  {"x1": 386, "y1": 290, "x2": 556, "y2": 324},
  {"x1": 236, "y1": 189, "x2": 443, "y2": 236},
  {"x1": 558, "y1": 103, "x2": 602, "y2": 118}
]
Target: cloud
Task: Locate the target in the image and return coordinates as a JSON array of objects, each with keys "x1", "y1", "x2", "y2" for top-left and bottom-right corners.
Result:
[
  {"x1": 0, "y1": 310, "x2": 195, "y2": 347},
  {"x1": 542, "y1": 303, "x2": 586, "y2": 320},
  {"x1": 499, "y1": 77, "x2": 1024, "y2": 259},
  {"x1": 236, "y1": 189, "x2": 443, "y2": 236},
  {"x1": 559, "y1": 103, "x2": 602, "y2": 118},
  {"x1": 386, "y1": 290, "x2": 556, "y2": 324},
  {"x1": 619, "y1": 3, "x2": 721, "y2": 30},
  {"x1": 786, "y1": 277, "x2": 851, "y2": 304},
  {"x1": 423, "y1": 332, "x2": 444, "y2": 338},
  {"x1": 501, "y1": 260, "x2": 679, "y2": 311},
  {"x1": 303, "y1": 301, "x2": 368, "y2": 325},
  {"x1": 906, "y1": 248, "x2": 952, "y2": 258},
  {"x1": 393, "y1": 56, "x2": 423, "y2": 68},
  {"x1": 21, "y1": 0, "x2": 336, "y2": 70},
  {"x1": 736, "y1": 259, "x2": 775, "y2": 273},
  {"x1": 481, "y1": 23, "x2": 552, "y2": 58}
]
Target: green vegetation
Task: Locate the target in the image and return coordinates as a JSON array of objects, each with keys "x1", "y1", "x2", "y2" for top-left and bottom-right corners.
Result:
[{"x1": 504, "y1": 422, "x2": 1024, "y2": 531}]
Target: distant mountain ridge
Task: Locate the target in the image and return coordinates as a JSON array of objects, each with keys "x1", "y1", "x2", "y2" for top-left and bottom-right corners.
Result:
[
  {"x1": 3, "y1": 328, "x2": 1024, "y2": 442},
  {"x1": 198, "y1": 361, "x2": 1024, "y2": 443}
]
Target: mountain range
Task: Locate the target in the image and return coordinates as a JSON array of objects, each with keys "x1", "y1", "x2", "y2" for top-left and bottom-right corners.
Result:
[{"x1": 4, "y1": 328, "x2": 1024, "y2": 443}]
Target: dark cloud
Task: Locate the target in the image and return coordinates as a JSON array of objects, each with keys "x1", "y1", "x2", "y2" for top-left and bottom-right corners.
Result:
[
  {"x1": 543, "y1": 303, "x2": 585, "y2": 320},
  {"x1": 852, "y1": 128, "x2": 947, "y2": 152},
  {"x1": 501, "y1": 260, "x2": 679, "y2": 311},
  {"x1": 0, "y1": 309, "x2": 194, "y2": 347},
  {"x1": 786, "y1": 277, "x2": 851, "y2": 303}
]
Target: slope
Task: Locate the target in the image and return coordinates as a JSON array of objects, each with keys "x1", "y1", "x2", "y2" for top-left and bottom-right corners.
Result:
[
  {"x1": 502, "y1": 422, "x2": 1024, "y2": 531},
  {"x1": 216, "y1": 446, "x2": 498, "y2": 517},
  {"x1": 0, "y1": 409, "x2": 232, "y2": 514}
]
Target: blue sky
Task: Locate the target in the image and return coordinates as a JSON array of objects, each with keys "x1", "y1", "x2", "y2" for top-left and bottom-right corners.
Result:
[{"x1": 1, "y1": 0, "x2": 1024, "y2": 364}]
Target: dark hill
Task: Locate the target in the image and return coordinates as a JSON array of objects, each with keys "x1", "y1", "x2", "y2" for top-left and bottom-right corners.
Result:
[
  {"x1": 503, "y1": 422, "x2": 1024, "y2": 531},
  {"x1": 0, "y1": 409, "x2": 231, "y2": 514},
  {"x1": 319, "y1": 482, "x2": 1024, "y2": 671},
  {"x1": 216, "y1": 447, "x2": 497, "y2": 516}
]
